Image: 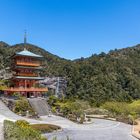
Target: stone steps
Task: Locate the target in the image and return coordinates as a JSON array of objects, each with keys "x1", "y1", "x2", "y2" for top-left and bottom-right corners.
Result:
[{"x1": 28, "y1": 98, "x2": 50, "y2": 116}]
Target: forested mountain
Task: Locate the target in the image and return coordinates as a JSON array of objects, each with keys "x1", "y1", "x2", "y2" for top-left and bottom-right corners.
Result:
[
  {"x1": 1, "y1": 41, "x2": 140, "y2": 105},
  {"x1": 0, "y1": 42, "x2": 70, "y2": 76}
]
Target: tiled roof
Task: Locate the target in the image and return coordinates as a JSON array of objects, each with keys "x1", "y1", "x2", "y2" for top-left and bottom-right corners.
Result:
[
  {"x1": 16, "y1": 48, "x2": 42, "y2": 58},
  {"x1": 15, "y1": 66, "x2": 42, "y2": 69}
]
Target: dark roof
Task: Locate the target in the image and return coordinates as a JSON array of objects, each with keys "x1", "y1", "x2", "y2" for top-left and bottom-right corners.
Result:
[{"x1": 15, "y1": 66, "x2": 42, "y2": 69}]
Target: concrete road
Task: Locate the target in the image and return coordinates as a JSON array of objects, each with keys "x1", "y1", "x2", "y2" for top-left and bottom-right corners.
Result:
[
  {"x1": 44, "y1": 118, "x2": 137, "y2": 140},
  {"x1": 0, "y1": 100, "x2": 137, "y2": 140}
]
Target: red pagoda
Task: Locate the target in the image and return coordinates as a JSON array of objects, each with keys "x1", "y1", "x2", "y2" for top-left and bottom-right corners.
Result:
[{"x1": 4, "y1": 37, "x2": 48, "y2": 97}]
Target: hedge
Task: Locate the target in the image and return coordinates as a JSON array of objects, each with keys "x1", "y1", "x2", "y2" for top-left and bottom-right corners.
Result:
[{"x1": 4, "y1": 120, "x2": 47, "y2": 140}]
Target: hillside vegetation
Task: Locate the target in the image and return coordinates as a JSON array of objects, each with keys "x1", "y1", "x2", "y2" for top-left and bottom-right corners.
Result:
[{"x1": 1, "y1": 41, "x2": 140, "y2": 105}]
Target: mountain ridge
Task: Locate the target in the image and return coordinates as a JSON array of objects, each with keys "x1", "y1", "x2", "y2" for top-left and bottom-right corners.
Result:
[{"x1": 1, "y1": 41, "x2": 140, "y2": 105}]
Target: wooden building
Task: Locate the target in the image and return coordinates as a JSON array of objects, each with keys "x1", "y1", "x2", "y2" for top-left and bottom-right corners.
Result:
[{"x1": 4, "y1": 48, "x2": 48, "y2": 98}]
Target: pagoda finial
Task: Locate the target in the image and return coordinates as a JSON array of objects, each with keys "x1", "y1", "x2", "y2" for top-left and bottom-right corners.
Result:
[{"x1": 24, "y1": 30, "x2": 27, "y2": 44}]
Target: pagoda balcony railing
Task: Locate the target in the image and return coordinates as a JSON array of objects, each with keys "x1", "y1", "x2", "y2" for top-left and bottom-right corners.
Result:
[
  {"x1": 4, "y1": 87, "x2": 48, "y2": 92},
  {"x1": 15, "y1": 73, "x2": 38, "y2": 77},
  {"x1": 16, "y1": 61, "x2": 40, "y2": 67}
]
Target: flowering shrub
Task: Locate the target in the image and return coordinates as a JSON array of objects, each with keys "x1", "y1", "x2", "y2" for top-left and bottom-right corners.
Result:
[
  {"x1": 4, "y1": 120, "x2": 47, "y2": 140},
  {"x1": 15, "y1": 120, "x2": 30, "y2": 128}
]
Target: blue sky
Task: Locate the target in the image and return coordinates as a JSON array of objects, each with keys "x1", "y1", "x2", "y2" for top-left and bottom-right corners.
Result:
[{"x1": 0, "y1": 0, "x2": 140, "y2": 60}]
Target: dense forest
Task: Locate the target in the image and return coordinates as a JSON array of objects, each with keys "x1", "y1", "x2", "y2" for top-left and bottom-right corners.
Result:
[{"x1": 1, "y1": 41, "x2": 140, "y2": 105}]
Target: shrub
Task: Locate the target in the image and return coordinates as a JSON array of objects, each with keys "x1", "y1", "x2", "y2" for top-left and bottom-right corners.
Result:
[
  {"x1": 49, "y1": 98, "x2": 86, "y2": 120},
  {"x1": 101, "y1": 102, "x2": 131, "y2": 116},
  {"x1": 47, "y1": 96, "x2": 58, "y2": 106},
  {"x1": 129, "y1": 100, "x2": 140, "y2": 116},
  {"x1": 13, "y1": 98, "x2": 35, "y2": 116},
  {"x1": 60, "y1": 101, "x2": 84, "y2": 117},
  {"x1": 4, "y1": 120, "x2": 47, "y2": 140},
  {"x1": 85, "y1": 108, "x2": 108, "y2": 115},
  {"x1": 13, "y1": 92, "x2": 21, "y2": 99},
  {"x1": 101, "y1": 101, "x2": 140, "y2": 124},
  {"x1": 52, "y1": 107, "x2": 57, "y2": 113},
  {"x1": 15, "y1": 120, "x2": 30, "y2": 128}
]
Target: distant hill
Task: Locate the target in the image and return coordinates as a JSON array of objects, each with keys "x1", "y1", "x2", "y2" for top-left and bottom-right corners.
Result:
[
  {"x1": 71, "y1": 44, "x2": 140, "y2": 105},
  {"x1": 1, "y1": 41, "x2": 140, "y2": 105}
]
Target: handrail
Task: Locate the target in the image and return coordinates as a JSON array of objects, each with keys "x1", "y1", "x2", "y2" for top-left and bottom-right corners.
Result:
[
  {"x1": 4, "y1": 87, "x2": 48, "y2": 92},
  {"x1": 16, "y1": 60, "x2": 40, "y2": 64},
  {"x1": 15, "y1": 73, "x2": 38, "y2": 77},
  {"x1": 16, "y1": 61, "x2": 40, "y2": 67}
]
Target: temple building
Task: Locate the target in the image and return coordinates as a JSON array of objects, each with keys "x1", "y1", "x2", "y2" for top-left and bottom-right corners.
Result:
[
  {"x1": 4, "y1": 34, "x2": 48, "y2": 97},
  {"x1": 4, "y1": 48, "x2": 48, "y2": 97}
]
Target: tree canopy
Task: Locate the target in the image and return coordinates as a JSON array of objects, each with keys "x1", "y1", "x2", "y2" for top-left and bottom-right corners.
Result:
[{"x1": 1, "y1": 42, "x2": 140, "y2": 105}]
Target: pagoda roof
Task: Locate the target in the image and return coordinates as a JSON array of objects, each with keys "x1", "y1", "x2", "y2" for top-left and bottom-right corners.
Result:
[
  {"x1": 15, "y1": 49, "x2": 43, "y2": 58},
  {"x1": 14, "y1": 76, "x2": 44, "y2": 80},
  {"x1": 15, "y1": 66, "x2": 43, "y2": 69}
]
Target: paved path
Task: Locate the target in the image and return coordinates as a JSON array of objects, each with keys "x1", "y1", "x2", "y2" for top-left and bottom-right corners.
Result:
[
  {"x1": 43, "y1": 119, "x2": 137, "y2": 140},
  {"x1": 41, "y1": 116, "x2": 138, "y2": 140},
  {"x1": 0, "y1": 123, "x2": 4, "y2": 140},
  {"x1": 0, "y1": 100, "x2": 138, "y2": 140},
  {"x1": 0, "y1": 100, "x2": 50, "y2": 124}
]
